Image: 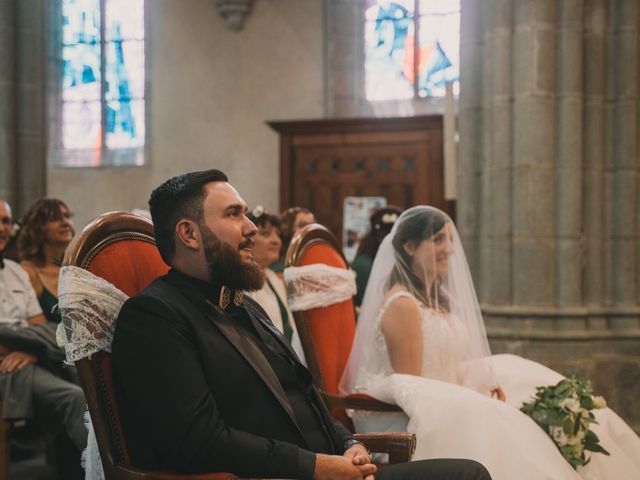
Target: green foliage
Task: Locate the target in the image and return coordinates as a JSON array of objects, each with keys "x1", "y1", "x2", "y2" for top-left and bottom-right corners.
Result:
[{"x1": 520, "y1": 376, "x2": 610, "y2": 470}]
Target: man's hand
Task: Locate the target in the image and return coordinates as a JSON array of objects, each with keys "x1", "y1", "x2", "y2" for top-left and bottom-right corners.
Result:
[
  {"x1": 0, "y1": 351, "x2": 37, "y2": 373},
  {"x1": 314, "y1": 453, "x2": 377, "y2": 480},
  {"x1": 344, "y1": 444, "x2": 375, "y2": 480}
]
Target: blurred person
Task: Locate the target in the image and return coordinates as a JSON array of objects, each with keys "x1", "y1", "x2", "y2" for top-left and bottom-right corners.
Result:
[
  {"x1": 351, "y1": 206, "x2": 402, "y2": 307},
  {"x1": 271, "y1": 206, "x2": 315, "y2": 275},
  {"x1": 18, "y1": 198, "x2": 75, "y2": 323},
  {"x1": 0, "y1": 199, "x2": 86, "y2": 477},
  {"x1": 245, "y1": 206, "x2": 303, "y2": 360}
]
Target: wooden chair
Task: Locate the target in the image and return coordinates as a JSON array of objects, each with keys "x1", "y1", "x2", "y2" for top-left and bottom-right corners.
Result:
[
  {"x1": 62, "y1": 211, "x2": 234, "y2": 480},
  {"x1": 285, "y1": 223, "x2": 415, "y2": 463},
  {"x1": 63, "y1": 212, "x2": 414, "y2": 477}
]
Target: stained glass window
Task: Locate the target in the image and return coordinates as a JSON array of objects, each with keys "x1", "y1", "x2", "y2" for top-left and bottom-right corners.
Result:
[
  {"x1": 57, "y1": 0, "x2": 145, "y2": 166},
  {"x1": 365, "y1": 0, "x2": 459, "y2": 101}
]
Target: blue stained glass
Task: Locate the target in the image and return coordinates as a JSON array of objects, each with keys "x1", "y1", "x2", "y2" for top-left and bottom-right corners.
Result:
[
  {"x1": 365, "y1": 0, "x2": 415, "y2": 101},
  {"x1": 365, "y1": 0, "x2": 460, "y2": 101},
  {"x1": 106, "y1": 99, "x2": 145, "y2": 149},
  {"x1": 62, "y1": 0, "x2": 100, "y2": 45},
  {"x1": 104, "y1": 0, "x2": 145, "y2": 149},
  {"x1": 62, "y1": 44, "x2": 101, "y2": 101},
  {"x1": 61, "y1": 0, "x2": 145, "y2": 157},
  {"x1": 417, "y1": 7, "x2": 459, "y2": 97},
  {"x1": 105, "y1": 40, "x2": 145, "y2": 101},
  {"x1": 105, "y1": 0, "x2": 144, "y2": 40}
]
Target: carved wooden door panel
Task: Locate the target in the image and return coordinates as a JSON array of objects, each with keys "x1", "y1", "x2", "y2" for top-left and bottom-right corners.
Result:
[{"x1": 269, "y1": 116, "x2": 452, "y2": 244}]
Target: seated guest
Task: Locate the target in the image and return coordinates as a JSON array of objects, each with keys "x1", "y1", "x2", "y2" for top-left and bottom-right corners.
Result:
[
  {"x1": 351, "y1": 206, "x2": 402, "y2": 307},
  {"x1": 271, "y1": 206, "x2": 316, "y2": 274},
  {"x1": 0, "y1": 199, "x2": 86, "y2": 476},
  {"x1": 245, "y1": 206, "x2": 304, "y2": 360},
  {"x1": 18, "y1": 198, "x2": 75, "y2": 322},
  {"x1": 111, "y1": 170, "x2": 491, "y2": 480}
]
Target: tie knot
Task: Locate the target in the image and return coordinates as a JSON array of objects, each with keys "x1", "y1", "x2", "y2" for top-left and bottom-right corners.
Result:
[{"x1": 219, "y1": 286, "x2": 243, "y2": 309}]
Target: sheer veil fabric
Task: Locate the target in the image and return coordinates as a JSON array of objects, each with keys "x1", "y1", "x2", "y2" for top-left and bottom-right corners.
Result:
[
  {"x1": 339, "y1": 206, "x2": 640, "y2": 480},
  {"x1": 340, "y1": 206, "x2": 495, "y2": 396}
]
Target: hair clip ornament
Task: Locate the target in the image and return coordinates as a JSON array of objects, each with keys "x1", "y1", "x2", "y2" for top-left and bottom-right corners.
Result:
[{"x1": 252, "y1": 205, "x2": 265, "y2": 218}]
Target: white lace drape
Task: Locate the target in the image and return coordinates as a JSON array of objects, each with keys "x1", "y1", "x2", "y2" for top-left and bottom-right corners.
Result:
[
  {"x1": 284, "y1": 264, "x2": 356, "y2": 311},
  {"x1": 57, "y1": 266, "x2": 129, "y2": 480}
]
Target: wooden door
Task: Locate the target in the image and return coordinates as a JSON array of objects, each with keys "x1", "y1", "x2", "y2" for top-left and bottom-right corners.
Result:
[{"x1": 269, "y1": 116, "x2": 452, "y2": 244}]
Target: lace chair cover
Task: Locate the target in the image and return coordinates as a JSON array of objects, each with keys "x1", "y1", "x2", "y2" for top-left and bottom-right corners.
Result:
[
  {"x1": 284, "y1": 264, "x2": 356, "y2": 312},
  {"x1": 57, "y1": 265, "x2": 129, "y2": 480}
]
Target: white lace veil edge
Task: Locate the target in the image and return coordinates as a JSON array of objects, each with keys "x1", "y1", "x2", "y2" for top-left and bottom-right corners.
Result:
[
  {"x1": 56, "y1": 266, "x2": 128, "y2": 480},
  {"x1": 56, "y1": 265, "x2": 129, "y2": 364},
  {"x1": 339, "y1": 206, "x2": 496, "y2": 396},
  {"x1": 284, "y1": 264, "x2": 357, "y2": 311}
]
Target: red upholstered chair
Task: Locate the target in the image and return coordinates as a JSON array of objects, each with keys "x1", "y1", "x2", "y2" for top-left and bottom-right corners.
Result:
[
  {"x1": 285, "y1": 224, "x2": 415, "y2": 463},
  {"x1": 62, "y1": 212, "x2": 236, "y2": 480}
]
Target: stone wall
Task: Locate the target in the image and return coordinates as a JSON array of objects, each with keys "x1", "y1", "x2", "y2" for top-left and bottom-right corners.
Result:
[{"x1": 459, "y1": 0, "x2": 640, "y2": 431}]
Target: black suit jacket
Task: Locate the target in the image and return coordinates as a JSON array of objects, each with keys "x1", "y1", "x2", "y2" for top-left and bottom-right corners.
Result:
[{"x1": 112, "y1": 269, "x2": 353, "y2": 479}]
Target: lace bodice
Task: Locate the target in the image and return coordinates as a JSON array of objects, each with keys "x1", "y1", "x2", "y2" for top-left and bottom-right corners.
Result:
[{"x1": 367, "y1": 290, "x2": 470, "y2": 388}]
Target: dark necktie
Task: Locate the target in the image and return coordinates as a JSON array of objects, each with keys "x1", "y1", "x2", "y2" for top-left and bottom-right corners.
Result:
[{"x1": 265, "y1": 279, "x2": 293, "y2": 342}]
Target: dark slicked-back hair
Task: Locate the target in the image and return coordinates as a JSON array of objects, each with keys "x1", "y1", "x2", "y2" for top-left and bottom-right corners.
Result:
[{"x1": 149, "y1": 169, "x2": 228, "y2": 264}]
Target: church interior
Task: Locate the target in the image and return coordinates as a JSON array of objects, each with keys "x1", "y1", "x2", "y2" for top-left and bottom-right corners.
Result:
[{"x1": 1, "y1": 0, "x2": 639, "y2": 478}]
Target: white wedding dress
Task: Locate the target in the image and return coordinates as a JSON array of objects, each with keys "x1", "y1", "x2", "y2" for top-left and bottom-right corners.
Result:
[{"x1": 352, "y1": 291, "x2": 640, "y2": 480}]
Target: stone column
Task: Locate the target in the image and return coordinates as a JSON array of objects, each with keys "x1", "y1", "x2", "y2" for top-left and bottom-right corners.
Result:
[
  {"x1": 0, "y1": 0, "x2": 18, "y2": 207},
  {"x1": 15, "y1": 0, "x2": 47, "y2": 214},
  {"x1": 0, "y1": 0, "x2": 46, "y2": 215},
  {"x1": 459, "y1": 0, "x2": 640, "y2": 431}
]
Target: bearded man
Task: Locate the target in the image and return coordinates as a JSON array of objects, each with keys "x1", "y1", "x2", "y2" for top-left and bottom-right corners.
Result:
[{"x1": 111, "y1": 170, "x2": 491, "y2": 480}]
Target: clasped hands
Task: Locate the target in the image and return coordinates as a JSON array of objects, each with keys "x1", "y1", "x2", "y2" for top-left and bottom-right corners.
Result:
[{"x1": 315, "y1": 443, "x2": 376, "y2": 480}]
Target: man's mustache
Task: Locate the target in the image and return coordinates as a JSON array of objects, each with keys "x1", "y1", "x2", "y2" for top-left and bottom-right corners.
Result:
[{"x1": 238, "y1": 238, "x2": 254, "y2": 250}]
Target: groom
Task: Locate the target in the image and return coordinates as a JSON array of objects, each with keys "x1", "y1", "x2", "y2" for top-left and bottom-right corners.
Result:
[{"x1": 111, "y1": 169, "x2": 491, "y2": 479}]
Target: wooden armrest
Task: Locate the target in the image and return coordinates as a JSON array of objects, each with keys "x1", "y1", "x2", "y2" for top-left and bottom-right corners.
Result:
[
  {"x1": 354, "y1": 432, "x2": 416, "y2": 464},
  {"x1": 322, "y1": 392, "x2": 402, "y2": 412}
]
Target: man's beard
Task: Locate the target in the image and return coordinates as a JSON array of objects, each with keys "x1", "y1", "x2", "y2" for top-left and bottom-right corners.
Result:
[{"x1": 200, "y1": 224, "x2": 265, "y2": 291}]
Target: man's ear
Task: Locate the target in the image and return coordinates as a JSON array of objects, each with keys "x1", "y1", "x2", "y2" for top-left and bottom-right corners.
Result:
[{"x1": 175, "y1": 219, "x2": 200, "y2": 251}]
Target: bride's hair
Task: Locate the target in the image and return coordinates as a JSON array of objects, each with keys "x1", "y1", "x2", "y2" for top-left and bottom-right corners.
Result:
[{"x1": 388, "y1": 208, "x2": 451, "y2": 311}]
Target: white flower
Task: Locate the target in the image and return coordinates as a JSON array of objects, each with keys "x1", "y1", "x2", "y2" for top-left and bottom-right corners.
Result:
[
  {"x1": 567, "y1": 430, "x2": 585, "y2": 446},
  {"x1": 559, "y1": 397, "x2": 581, "y2": 413},
  {"x1": 381, "y1": 213, "x2": 398, "y2": 224},
  {"x1": 593, "y1": 396, "x2": 607, "y2": 409},
  {"x1": 550, "y1": 426, "x2": 569, "y2": 447},
  {"x1": 252, "y1": 205, "x2": 265, "y2": 218}
]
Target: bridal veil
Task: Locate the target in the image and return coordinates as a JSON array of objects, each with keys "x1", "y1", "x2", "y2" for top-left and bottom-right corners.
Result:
[{"x1": 340, "y1": 206, "x2": 496, "y2": 396}]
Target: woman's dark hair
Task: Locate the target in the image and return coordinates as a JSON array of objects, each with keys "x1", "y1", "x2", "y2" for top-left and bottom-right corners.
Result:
[
  {"x1": 247, "y1": 207, "x2": 280, "y2": 229},
  {"x1": 279, "y1": 206, "x2": 313, "y2": 256},
  {"x1": 149, "y1": 169, "x2": 228, "y2": 264},
  {"x1": 355, "y1": 205, "x2": 403, "y2": 259},
  {"x1": 389, "y1": 208, "x2": 450, "y2": 309},
  {"x1": 18, "y1": 198, "x2": 72, "y2": 265}
]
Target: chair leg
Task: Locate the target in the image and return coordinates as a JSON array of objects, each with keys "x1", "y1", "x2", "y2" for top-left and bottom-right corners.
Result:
[{"x1": 0, "y1": 403, "x2": 9, "y2": 480}]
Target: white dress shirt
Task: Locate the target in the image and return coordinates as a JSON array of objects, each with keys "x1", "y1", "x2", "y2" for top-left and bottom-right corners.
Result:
[{"x1": 0, "y1": 259, "x2": 42, "y2": 327}]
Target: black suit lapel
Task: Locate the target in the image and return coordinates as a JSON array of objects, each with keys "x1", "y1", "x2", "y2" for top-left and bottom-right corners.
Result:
[
  {"x1": 166, "y1": 276, "x2": 301, "y2": 429},
  {"x1": 244, "y1": 301, "x2": 304, "y2": 361},
  {"x1": 203, "y1": 300, "x2": 297, "y2": 422}
]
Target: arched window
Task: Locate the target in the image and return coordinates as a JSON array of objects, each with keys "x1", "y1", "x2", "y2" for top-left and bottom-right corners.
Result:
[
  {"x1": 49, "y1": 0, "x2": 146, "y2": 167},
  {"x1": 364, "y1": 0, "x2": 460, "y2": 101}
]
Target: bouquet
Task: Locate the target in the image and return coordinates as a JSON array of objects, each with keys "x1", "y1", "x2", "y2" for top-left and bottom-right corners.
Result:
[{"x1": 520, "y1": 376, "x2": 610, "y2": 469}]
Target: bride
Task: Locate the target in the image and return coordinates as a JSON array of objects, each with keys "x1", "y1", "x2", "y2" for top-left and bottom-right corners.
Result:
[{"x1": 340, "y1": 206, "x2": 640, "y2": 480}]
